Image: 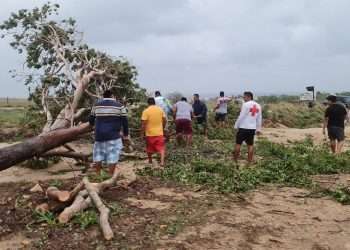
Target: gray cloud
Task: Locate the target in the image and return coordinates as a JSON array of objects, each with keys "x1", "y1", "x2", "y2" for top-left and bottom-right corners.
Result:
[{"x1": 1, "y1": 0, "x2": 350, "y2": 97}]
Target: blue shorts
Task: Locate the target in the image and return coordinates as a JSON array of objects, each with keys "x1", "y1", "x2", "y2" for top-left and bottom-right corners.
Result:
[{"x1": 93, "y1": 138, "x2": 123, "y2": 164}]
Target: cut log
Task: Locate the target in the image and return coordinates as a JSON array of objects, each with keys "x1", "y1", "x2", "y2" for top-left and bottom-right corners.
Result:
[
  {"x1": 30, "y1": 183, "x2": 44, "y2": 193},
  {"x1": 58, "y1": 190, "x2": 91, "y2": 223},
  {"x1": 0, "y1": 123, "x2": 91, "y2": 171},
  {"x1": 83, "y1": 177, "x2": 114, "y2": 240},
  {"x1": 57, "y1": 170, "x2": 120, "y2": 224},
  {"x1": 46, "y1": 187, "x2": 70, "y2": 202}
]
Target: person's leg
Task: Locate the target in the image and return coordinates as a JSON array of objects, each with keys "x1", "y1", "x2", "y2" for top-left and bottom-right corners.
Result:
[
  {"x1": 330, "y1": 140, "x2": 336, "y2": 153},
  {"x1": 337, "y1": 140, "x2": 345, "y2": 154},
  {"x1": 147, "y1": 153, "x2": 153, "y2": 163},
  {"x1": 106, "y1": 139, "x2": 123, "y2": 176},
  {"x1": 107, "y1": 163, "x2": 116, "y2": 176},
  {"x1": 93, "y1": 162, "x2": 102, "y2": 175},
  {"x1": 234, "y1": 144, "x2": 241, "y2": 162},
  {"x1": 336, "y1": 128, "x2": 345, "y2": 154},
  {"x1": 185, "y1": 120, "x2": 193, "y2": 147},
  {"x1": 246, "y1": 130, "x2": 256, "y2": 164},
  {"x1": 93, "y1": 141, "x2": 104, "y2": 175},
  {"x1": 159, "y1": 149, "x2": 165, "y2": 167},
  {"x1": 234, "y1": 129, "x2": 245, "y2": 162},
  {"x1": 247, "y1": 145, "x2": 254, "y2": 163},
  {"x1": 175, "y1": 120, "x2": 183, "y2": 145}
]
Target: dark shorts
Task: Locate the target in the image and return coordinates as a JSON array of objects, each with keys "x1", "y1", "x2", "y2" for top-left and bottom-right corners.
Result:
[
  {"x1": 146, "y1": 136, "x2": 165, "y2": 153},
  {"x1": 328, "y1": 126, "x2": 345, "y2": 141},
  {"x1": 176, "y1": 119, "x2": 192, "y2": 135},
  {"x1": 236, "y1": 128, "x2": 256, "y2": 146},
  {"x1": 195, "y1": 116, "x2": 207, "y2": 126},
  {"x1": 215, "y1": 113, "x2": 227, "y2": 122}
]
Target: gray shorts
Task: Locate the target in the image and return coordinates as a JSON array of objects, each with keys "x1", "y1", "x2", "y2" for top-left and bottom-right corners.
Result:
[{"x1": 328, "y1": 126, "x2": 345, "y2": 141}]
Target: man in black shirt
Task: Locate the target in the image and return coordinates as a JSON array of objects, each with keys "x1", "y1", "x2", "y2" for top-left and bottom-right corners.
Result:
[
  {"x1": 192, "y1": 94, "x2": 208, "y2": 137},
  {"x1": 323, "y1": 95, "x2": 348, "y2": 154}
]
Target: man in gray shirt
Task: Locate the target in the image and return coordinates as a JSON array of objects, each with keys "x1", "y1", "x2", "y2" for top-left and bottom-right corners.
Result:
[{"x1": 173, "y1": 97, "x2": 193, "y2": 147}]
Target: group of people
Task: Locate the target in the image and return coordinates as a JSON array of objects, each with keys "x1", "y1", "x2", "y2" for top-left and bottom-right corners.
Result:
[
  {"x1": 88, "y1": 89, "x2": 348, "y2": 176},
  {"x1": 89, "y1": 89, "x2": 263, "y2": 174}
]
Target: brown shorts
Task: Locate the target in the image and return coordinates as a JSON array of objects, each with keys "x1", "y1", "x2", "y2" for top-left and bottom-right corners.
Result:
[{"x1": 175, "y1": 119, "x2": 192, "y2": 135}]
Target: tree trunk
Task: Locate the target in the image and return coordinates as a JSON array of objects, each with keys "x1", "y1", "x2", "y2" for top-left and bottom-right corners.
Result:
[{"x1": 0, "y1": 123, "x2": 91, "y2": 171}]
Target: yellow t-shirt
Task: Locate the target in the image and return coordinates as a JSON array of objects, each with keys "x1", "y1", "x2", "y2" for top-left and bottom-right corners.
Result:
[{"x1": 141, "y1": 105, "x2": 165, "y2": 136}]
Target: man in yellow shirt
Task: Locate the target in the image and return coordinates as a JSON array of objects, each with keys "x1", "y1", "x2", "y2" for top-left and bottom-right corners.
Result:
[{"x1": 141, "y1": 97, "x2": 167, "y2": 167}]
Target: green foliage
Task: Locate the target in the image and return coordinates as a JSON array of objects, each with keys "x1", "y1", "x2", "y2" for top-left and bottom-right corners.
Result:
[
  {"x1": 34, "y1": 210, "x2": 57, "y2": 226},
  {"x1": 141, "y1": 138, "x2": 350, "y2": 195},
  {"x1": 20, "y1": 106, "x2": 46, "y2": 134},
  {"x1": 324, "y1": 187, "x2": 350, "y2": 205},
  {"x1": 73, "y1": 210, "x2": 98, "y2": 229}
]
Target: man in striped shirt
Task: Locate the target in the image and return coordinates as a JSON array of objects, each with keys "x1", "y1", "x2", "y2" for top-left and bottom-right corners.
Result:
[{"x1": 89, "y1": 90, "x2": 129, "y2": 175}]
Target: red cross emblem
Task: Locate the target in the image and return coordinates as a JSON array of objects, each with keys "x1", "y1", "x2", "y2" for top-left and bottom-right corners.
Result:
[{"x1": 250, "y1": 105, "x2": 259, "y2": 116}]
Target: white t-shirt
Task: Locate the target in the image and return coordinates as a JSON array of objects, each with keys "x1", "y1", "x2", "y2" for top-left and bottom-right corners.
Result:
[
  {"x1": 216, "y1": 97, "x2": 231, "y2": 114},
  {"x1": 175, "y1": 101, "x2": 193, "y2": 120},
  {"x1": 155, "y1": 96, "x2": 171, "y2": 115},
  {"x1": 234, "y1": 100, "x2": 262, "y2": 131}
]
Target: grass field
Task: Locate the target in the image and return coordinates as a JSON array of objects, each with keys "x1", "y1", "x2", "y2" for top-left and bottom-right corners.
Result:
[
  {"x1": 0, "y1": 108, "x2": 25, "y2": 128},
  {"x1": 0, "y1": 97, "x2": 30, "y2": 107}
]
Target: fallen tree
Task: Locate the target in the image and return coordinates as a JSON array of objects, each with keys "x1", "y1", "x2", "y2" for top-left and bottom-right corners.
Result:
[
  {"x1": 0, "y1": 123, "x2": 91, "y2": 171},
  {"x1": 0, "y1": 3, "x2": 146, "y2": 170}
]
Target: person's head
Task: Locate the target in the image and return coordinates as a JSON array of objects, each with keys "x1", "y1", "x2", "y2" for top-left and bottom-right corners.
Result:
[
  {"x1": 243, "y1": 91, "x2": 254, "y2": 102},
  {"x1": 147, "y1": 97, "x2": 156, "y2": 106},
  {"x1": 103, "y1": 89, "x2": 113, "y2": 98},
  {"x1": 155, "y1": 91, "x2": 161, "y2": 97},
  {"x1": 181, "y1": 97, "x2": 187, "y2": 102},
  {"x1": 326, "y1": 95, "x2": 337, "y2": 104},
  {"x1": 220, "y1": 91, "x2": 224, "y2": 97},
  {"x1": 193, "y1": 93, "x2": 199, "y2": 101}
]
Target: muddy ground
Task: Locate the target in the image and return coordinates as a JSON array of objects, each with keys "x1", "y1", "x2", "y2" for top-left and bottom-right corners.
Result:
[{"x1": 1, "y1": 128, "x2": 350, "y2": 250}]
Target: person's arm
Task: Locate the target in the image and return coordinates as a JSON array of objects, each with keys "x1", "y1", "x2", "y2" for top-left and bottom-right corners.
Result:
[
  {"x1": 234, "y1": 104, "x2": 246, "y2": 129},
  {"x1": 202, "y1": 103, "x2": 208, "y2": 118},
  {"x1": 213, "y1": 99, "x2": 220, "y2": 112},
  {"x1": 141, "y1": 120, "x2": 147, "y2": 138},
  {"x1": 121, "y1": 107, "x2": 129, "y2": 139},
  {"x1": 256, "y1": 105, "x2": 262, "y2": 134},
  {"x1": 323, "y1": 117, "x2": 328, "y2": 135},
  {"x1": 172, "y1": 104, "x2": 177, "y2": 120},
  {"x1": 88, "y1": 106, "x2": 96, "y2": 127},
  {"x1": 141, "y1": 110, "x2": 147, "y2": 138},
  {"x1": 323, "y1": 108, "x2": 329, "y2": 135}
]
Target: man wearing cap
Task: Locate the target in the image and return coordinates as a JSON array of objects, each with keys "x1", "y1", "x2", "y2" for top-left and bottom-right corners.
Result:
[{"x1": 323, "y1": 95, "x2": 348, "y2": 154}]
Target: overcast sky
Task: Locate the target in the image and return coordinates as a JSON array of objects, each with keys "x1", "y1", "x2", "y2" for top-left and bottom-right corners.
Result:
[{"x1": 1, "y1": 0, "x2": 350, "y2": 97}]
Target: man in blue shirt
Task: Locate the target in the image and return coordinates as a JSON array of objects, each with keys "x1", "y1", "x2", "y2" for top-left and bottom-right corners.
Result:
[
  {"x1": 89, "y1": 90, "x2": 129, "y2": 175},
  {"x1": 192, "y1": 94, "x2": 208, "y2": 137}
]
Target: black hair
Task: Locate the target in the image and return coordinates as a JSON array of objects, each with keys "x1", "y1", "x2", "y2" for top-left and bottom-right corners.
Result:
[
  {"x1": 244, "y1": 91, "x2": 254, "y2": 100},
  {"x1": 220, "y1": 91, "x2": 224, "y2": 97},
  {"x1": 155, "y1": 91, "x2": 161, "y2": 97},
  {"x1": 326, "y1": 95, "x2": 337, "y2": 103},
  {"x1": 181, "y1": 97, "x2": 187, "y2": 102},
  {"x1": 193, "y1": 93, "x2": 199, "y2": 98},
  {"x1": 148, "y1": 97, "x2": 156, "y2": 105},
  {"x1": 103, "y1": 89, "x2": 113, "y2": 98}
]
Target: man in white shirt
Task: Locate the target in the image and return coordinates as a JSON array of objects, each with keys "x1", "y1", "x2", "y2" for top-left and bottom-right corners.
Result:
[
  {"x1": 234, "y1": 91, "x2": 262, "y2": 164},
  {"x1": 173, "y1": 97, "x2": 193, "y2": 147},
  {"x1": 155, "y1": 91, "x2": 172, "y2": 116},
  {"x1": 213, "y1": 91, "x2": 232, "y2": 127}
]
